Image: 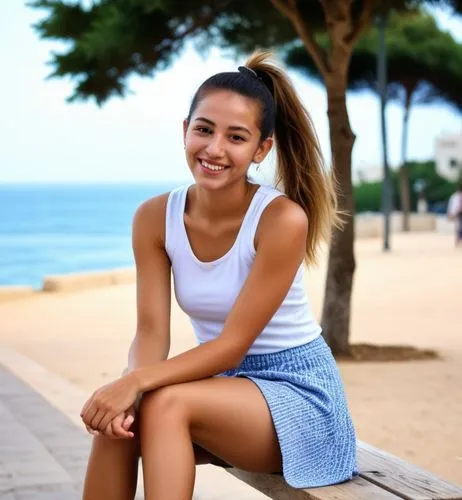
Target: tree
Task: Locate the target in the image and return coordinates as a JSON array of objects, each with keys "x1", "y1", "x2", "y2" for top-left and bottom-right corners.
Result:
[
  {"x1": 354, "y1": 161, "x2": 457, "y2": 213},
  {"x1": 30, "y1": 0, "x2": 462, "y2": 355},
  {"x1": 394, "y1": 160, "x2": 457, "y2": 211},
  {"x1": 287, "y1": 10, "x2": 462, "y2": 231}
]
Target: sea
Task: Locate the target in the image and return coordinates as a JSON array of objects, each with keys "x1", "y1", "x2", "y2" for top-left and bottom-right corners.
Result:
[{"x1": 0, "y1": 183, "x2": 184, "y2": 288}]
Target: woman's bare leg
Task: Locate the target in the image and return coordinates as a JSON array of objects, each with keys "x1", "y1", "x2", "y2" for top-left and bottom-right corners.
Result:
[
  {"x1": 81, "y1": 426, "x2": 221, "y2": 499},
  {"x1": 139, "y1": 377, "x2": 282, "y2": 500},
  {"x1": 82, "y1": 434, "x2": 140, "y2": 500}
]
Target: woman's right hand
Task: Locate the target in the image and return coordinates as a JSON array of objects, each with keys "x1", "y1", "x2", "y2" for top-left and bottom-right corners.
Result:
[{"x1": 85, "y1": 405, "x2": 136, "y2": 439}]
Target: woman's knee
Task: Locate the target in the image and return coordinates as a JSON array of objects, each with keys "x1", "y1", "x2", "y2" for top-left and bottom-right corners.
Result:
[
  {"x1": 139, "y1": 385, "x2": 188, "y2": 426},
  {"x1": 90, "y1": 431, "x2": 139, "y2": 456},
  {"x1": 137, "y1": 385, "x2": 232, "y2": 467}
]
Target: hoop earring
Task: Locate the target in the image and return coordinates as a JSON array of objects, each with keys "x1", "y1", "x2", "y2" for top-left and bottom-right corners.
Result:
[{"x1": 256, "y1": 163, "x2": 261, "y2": 172}]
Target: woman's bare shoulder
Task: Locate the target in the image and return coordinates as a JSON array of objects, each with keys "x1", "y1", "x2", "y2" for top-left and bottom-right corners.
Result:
[
  {"x1": 133, "y1": 192, "x2": 171, "y2": 246},
  {"x1": 256, "y1": 195, "x2": 308, "y2": 247}
]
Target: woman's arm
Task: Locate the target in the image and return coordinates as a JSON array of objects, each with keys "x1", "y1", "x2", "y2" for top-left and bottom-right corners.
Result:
[
  {"x1": 81, "y1": 194, "x2": 173, "y2": 432},
  {"x1": 127, "y1": 194, "x2": 172, "y2": 372},
  {"x1": 133, "y1": 196, "x2": 308, "y2": 393},
  {"x1": 81, "y1": 197, "x2": 309, "y2": 431}
]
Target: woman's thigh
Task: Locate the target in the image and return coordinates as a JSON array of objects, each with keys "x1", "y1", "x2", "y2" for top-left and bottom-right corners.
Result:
[{"x1": 141, "y1": 376, "x2": 282, "y2": 473}]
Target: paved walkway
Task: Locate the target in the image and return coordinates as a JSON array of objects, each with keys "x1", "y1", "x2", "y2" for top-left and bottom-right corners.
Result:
[
  {"x1": 0, "y1": 364, "x2": 88, "y2": 499},
  {"x1": 0, "y1": 356, "x2": 267, "y2": 500}
]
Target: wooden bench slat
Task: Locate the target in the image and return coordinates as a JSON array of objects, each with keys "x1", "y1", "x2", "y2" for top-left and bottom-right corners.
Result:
[
  {"x1": 358, "y1": 441, "x2": 462, "y2": 500},
  {"x1": 306, "y1": 476, "x2": 405, "y2": 500},
  {"x1": 226, "y1": 469, "x2": 403, "y2": 500},
  {"x1": 224, "y1": 440, "x2": 462, "y2": 500}
]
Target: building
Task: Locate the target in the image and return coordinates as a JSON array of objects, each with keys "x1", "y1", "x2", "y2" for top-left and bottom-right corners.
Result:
[
  {"x1": 435, "y1": 133, "x2": 462, "y2": 182},
  {"x1": 352, "y1": 162, "x2": 383, "y2": 185}
]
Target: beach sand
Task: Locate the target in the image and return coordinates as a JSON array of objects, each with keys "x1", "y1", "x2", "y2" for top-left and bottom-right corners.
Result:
[{"x1": 0, "y1": 232, "x2": 461, "y2": 487}]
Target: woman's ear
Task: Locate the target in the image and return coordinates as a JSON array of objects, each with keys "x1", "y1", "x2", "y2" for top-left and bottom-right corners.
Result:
[
  {"x1": 183, "y1": 119, "x2": 189, "y2": 147},
  {"x1": 253, "y1": 136, "x2": 273, "y2": 164}
]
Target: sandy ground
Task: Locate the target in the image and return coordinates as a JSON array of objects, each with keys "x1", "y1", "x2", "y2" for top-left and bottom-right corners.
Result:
[{"x1": 0, "y1": 232, "x2": 461, "y2": 485}]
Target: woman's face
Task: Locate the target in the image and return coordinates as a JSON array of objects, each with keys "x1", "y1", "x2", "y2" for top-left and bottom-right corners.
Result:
[{"x1": 183, "y1": 90, "x2": 272, "y2": 190}]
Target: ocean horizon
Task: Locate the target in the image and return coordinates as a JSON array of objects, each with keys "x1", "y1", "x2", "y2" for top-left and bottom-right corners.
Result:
[{"x1": 0, "y1": 182, "x2": 185, "y2": 288}]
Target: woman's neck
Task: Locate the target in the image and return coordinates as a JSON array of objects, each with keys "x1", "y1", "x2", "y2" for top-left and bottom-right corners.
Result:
[{"x1": 190, "y1": 180, "x2": 258, "y2": 222}]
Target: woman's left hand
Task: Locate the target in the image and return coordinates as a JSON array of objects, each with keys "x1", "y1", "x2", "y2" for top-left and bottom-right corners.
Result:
[{"x1": 80, "y1": 373, "x2": 140, "y2": 432}]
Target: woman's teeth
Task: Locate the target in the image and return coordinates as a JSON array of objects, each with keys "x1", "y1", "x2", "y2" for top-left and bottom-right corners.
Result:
[{"x1": 201, "y1": 160, "x2": 226, "y2": 171}]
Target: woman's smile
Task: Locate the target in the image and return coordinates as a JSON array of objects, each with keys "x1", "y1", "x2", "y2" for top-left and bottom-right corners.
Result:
[{"x1": 198, "y1": 158, "x2": 230, "y2": 175}]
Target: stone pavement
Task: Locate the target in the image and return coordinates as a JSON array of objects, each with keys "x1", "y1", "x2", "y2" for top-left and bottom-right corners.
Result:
[
  {"x1": 0, "y1": 364, "x2": 89, "y2": 499},
  {"x1": 0, "y1": 361, "x2": 267, "y2": 500}
]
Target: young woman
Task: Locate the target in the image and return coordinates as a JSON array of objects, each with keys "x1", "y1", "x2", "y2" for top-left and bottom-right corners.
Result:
[{"x1": 81, "y1": 51, "x2": 357, "y2": 500}]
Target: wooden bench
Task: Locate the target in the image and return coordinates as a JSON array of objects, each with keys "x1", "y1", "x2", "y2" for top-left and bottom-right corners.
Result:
[{"x1": 226, "y1": 440, "x2": 462, "y2": 499}]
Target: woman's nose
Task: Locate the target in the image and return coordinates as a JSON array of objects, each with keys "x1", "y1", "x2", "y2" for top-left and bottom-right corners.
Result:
[{"x1": 205, "y1": 135, "x2": 225, "y2": 157}]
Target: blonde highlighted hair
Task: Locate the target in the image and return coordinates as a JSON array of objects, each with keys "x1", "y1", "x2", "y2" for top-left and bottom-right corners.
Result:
[{"x1": 245, "y1": 51, "x2": 342, "y2": 264}]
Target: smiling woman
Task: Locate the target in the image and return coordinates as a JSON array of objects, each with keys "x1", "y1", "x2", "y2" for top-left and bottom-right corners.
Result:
[
  {"x1": 184, "y1": 91, "x2": 269, "y2": 187},
  {"x1": 81, "y1": 50, "x2": 356, "y2": 500},
  {"x1": 182, "y1": 66, "x2": 272, "y2": 197}
]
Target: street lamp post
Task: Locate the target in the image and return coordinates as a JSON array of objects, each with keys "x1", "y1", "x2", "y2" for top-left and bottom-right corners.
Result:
[{"x1": 376, "y1": 12, "x2": 392, "y2": 251}]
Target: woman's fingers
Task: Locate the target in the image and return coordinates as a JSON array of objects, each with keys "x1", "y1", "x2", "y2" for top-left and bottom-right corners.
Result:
[
  {"x1": 126, "y1": 404, "x2": 136, "y2": 419},
  {"x1": 80, "y1": 385, "x2": 109, "y2": 424},
  {"x1": 98, "y1": 410, "x2": 118, "y2": 432},
  {"x1": 80, "y1": 398, "x2": 96, "y2": 423},
  {"x1": 80, "y1": 382, "x2": 137, "y2": 433},
  {"x1": 80, "y1": 379, "x2": 138, "y2": 432},
  {"x1": 90, "y1": 409, "x2": 107, "y2": 431},
  {"x1": 103, "y1": 420, "x2": 118, "y2": 439},
  {"x1": 111, "y1": 415, "x2": 134, "y2": 439},
  {"x1": 84, "y1": 424, "x2": 99, "y2": 436},
  {"x1": 84, "y1": 413, "x2": 134, "y2": 439},
  {"x1": 97, "y1": 414, "x2": 134, "y2": 439},
  {"x1": 80, "y1": 394, "x2": 93, "y2": 417},
  {"x1": 122, "y1": 407, "x2": 135, "y2": 431},
  {"x1": 80, "y1": 387, "x2": 103, "y2": 419}
]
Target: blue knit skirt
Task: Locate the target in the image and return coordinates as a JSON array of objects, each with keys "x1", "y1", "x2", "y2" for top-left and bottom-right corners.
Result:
[{"x1": 219, "y1": 335, "x2": 357, "y2": 489}]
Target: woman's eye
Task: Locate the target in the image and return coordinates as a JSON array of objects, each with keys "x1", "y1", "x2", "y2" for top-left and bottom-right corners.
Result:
[
  {"x1": 231, "y1": 135, "x2": 245, "y2": 142},
  {"x1": 196, "y1": 127, "x2": 211, "y2": 134}
]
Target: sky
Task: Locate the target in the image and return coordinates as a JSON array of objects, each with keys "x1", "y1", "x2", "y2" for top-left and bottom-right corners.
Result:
[{"x1": 1, "y1": 2, "x2": 461, "y2": 184}]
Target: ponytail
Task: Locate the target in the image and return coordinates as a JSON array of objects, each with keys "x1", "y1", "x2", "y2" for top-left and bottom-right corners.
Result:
[{"x1": 246, "y1": 51, "x2": 342, "y2": 265}]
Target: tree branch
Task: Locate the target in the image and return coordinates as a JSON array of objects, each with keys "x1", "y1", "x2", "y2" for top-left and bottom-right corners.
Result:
[
  {"x1": 269, "y1": 0, "x2": 296, "y2": 19},
  {"x1": 158, "y1": 0, "x2": 232, "y2": 51},
  {"x1": 346, "y1": 0, "x2": 376, "y2": 45},
  {"x1": 270, "y1": 0, "x2": 329, "y2": 78}
]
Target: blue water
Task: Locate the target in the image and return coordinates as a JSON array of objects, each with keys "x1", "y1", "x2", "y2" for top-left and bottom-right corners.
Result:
[{"x1": 0, "y1": 183, "x2": 182, "y2": 288}]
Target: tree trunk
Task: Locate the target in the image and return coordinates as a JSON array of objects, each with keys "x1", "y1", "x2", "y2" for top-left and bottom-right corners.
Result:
[
  {"x1": 400, "y1": 91, "x2": 412, "y2": 232},
  {"x1": 321, "y1": 87, "x2": 356, "y2": 356},
  {"x1": 272, "y1": 0, "x2": 364, "y2": 355}
]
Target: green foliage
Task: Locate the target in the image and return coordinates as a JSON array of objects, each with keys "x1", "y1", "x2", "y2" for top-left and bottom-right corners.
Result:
[
  {"x1": 30, "y1": 0, "x2": 462, "y2": 105},
  {"x1": 354, "y1": 180, "x2": 383, "y2": 212},
  {"x1": 350, "y1": 11, "x2": 462, "y2": 111},
  {"x1": 354, "y1": 161, "x2": 457, "y2": 212},
  {"x1": 393, "y1": 160, "x2": 457, "y2": 210},
  {"x1": 30, "y1": 0, "x2": 239, "y2": 103},
  {"x1": 29, "y1": 0, "x2": 296, "y2": 104},
  {"x1": 286, "y1": 10, "x2": 462, "y2": 111}
]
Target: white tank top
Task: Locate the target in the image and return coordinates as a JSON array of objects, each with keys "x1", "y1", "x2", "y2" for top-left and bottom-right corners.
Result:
[{"x1": 165, "y1": 184, "x2": 322, "y2": 354}]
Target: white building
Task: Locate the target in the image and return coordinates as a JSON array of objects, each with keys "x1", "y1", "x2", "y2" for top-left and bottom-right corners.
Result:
[
  {"x1": 352, "y1": 162, "x2": 383, "y2": 185},
  {"x1": 435, "y1": 133, "x2": 462, "y2": 182}
]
